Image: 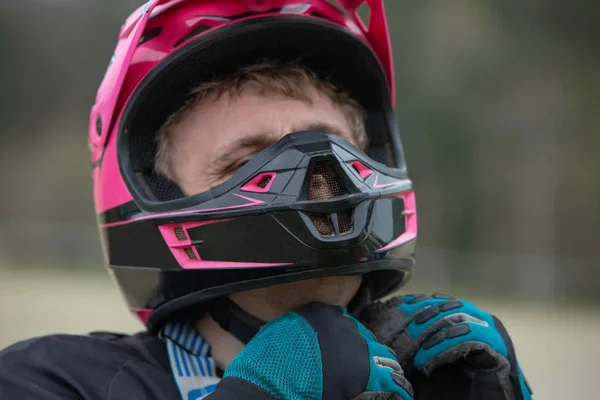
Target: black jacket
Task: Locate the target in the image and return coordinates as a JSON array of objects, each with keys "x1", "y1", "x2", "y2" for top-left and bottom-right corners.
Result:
[{"x1": 0, "y1": 332, "x2": 182, "y2": 400}]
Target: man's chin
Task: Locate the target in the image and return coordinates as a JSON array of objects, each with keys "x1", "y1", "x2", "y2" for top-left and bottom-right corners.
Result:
[{"x1": 230, "y1": 275, "x2": 363, "y2": 322}]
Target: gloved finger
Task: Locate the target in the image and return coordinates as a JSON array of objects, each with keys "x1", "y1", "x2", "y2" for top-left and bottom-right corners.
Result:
[
  {"x1": 366, "y1": 340, "x2": 414, "y2": 399},
  {"x1": 405, "y1": 299, "x2": 499, "y2": 342},
  {"x1": 459, "y1": 299, "x2": 501, "y2": 326},
  {"x1": 397, "y1": 293, "x2": 456, "y2": 317},
  {"x1": 360, "y1": 294, "x2": 460, "y2": 344},
  {"x1": 403, "y1": 300, "x2": 465, "y2": 340},
  {"x1": 402, "y1": 295, "x2": 496, "y2": 326},
  {"x1": 345, "y1": 308, "x2": 414, "y2": 399},
  {"x1": 359, "y1": 299, "x2": 428, "y2": 374},
  {"x1": 359, "y1": 297, "x2": 412, "y2": 345},
  {"x1": 413, "y1": 321, "x2": 509, "y2": 374}
]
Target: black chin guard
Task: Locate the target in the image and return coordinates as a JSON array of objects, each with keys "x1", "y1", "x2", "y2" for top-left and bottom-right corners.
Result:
[{"x1": 103, "y1": 131, "x2": 415, "y2": 333}]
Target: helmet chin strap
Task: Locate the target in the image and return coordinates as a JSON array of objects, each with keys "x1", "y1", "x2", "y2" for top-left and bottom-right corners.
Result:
[
  {"x1": 209, "y1": 298, "x2": 265, "y2": 345},
  {"x1": 209, "y1": 279, "x2": 373, "y2": 345}
]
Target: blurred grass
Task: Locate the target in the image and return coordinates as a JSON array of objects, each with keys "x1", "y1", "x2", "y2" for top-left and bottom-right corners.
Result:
[{"x1": 1, "y1": 266, "x2": 597, "y2": 399}]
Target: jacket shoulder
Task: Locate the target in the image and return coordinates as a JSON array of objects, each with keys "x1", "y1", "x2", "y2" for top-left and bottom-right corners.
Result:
[{"x1": 0, "y1": 332, "x2": 175, "y2": 400}]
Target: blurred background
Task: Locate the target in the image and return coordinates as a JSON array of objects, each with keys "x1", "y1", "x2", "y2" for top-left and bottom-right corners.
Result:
[{"x1": 1, "y1": 1, "x2": 598, "y2": 398}]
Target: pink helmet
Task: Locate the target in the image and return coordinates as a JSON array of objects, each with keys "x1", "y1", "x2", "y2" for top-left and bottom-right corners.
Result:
[{"x1": 89, "y1": 0, "x2": 417, "y2": 332}]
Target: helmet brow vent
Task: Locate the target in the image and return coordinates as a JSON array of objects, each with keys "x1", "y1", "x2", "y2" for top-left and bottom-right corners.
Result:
[
  {"x1": 139, "y1": 27, "x2": 163, "y2": 46},
  {"x1": 174, "y1": 227, "x2": 187, "y2": 241},
  {"x1": 184, "y1": 247, "x2": 197, "y2": 260},
  {"x1": 174, "y1": 24, "x2": 210, "y2": 48},
  {"x1": 257, "y1": 175, "x2": 272, "y2": 189}
]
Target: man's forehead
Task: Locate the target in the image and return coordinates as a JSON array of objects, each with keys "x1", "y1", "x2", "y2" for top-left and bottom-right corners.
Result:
[{"x1": 174, "y1": 88, "x2": 359, "y2": 158}]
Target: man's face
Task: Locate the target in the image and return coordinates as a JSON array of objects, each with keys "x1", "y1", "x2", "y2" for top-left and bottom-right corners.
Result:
[
  {"x1": 170, "y1": 84, "x2": 359, "y2": 195},
  {"x1": 169, "y1": 84, "x2": 363, "y2": 320}
]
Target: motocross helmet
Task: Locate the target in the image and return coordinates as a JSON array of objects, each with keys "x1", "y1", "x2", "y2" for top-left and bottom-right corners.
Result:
[{"x1": 89, "y1": 0, "x2": 417, "y2": 333}]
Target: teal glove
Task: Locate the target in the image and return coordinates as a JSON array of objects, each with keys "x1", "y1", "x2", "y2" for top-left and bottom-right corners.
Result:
[
  {"x1": 207, "y1": 302, "x2": 414, "y2": 400},
  {"x1": 361, "y1": 294, "x2": 533, "y2": 400}
]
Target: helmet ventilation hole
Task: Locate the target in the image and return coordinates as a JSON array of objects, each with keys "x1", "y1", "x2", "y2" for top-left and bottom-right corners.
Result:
[
  {"x1": 311, "y1": 215, "x2": 335, "y2": 237},
  {"x1": 307, "y1": 161, "x2": 347, "y2": 201},
  {"x1": 184, "y1": 247, "x2": 197, "y2": 260},
  {"x1": 174, "y1": 227, "x2": 187, "y2": 241},
  {"x1": 306, "y1": 161, "x2": 353, "y2": 237},
  {"x1": 257, "y1": 175, "x2": 272, "y2": 189},
  {"x1": 338, "y1": 212, "x2": 353, "y2": 235}
]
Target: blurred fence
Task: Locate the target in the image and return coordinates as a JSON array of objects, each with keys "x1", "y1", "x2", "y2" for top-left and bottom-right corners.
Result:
[{"x1": 1, "y1": 219, "x2": 598, "y2": 304}]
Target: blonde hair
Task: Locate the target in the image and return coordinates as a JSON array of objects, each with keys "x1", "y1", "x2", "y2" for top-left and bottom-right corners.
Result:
[{"x1": 155, "y1": 61, "x2": 367, "y2": 179}]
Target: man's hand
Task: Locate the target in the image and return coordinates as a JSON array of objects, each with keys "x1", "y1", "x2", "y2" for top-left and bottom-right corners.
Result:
[
  {"x1": 206, "y1": 302, "x2": 413, "y2": 400},
  {"x1": 361, "y1": 294, "x2": 533, "y2": 400}
]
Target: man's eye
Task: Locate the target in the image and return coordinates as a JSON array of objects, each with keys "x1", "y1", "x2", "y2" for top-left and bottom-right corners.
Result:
[{"x1": 223, "y1": 158, "x2": 251, "y2": 176}]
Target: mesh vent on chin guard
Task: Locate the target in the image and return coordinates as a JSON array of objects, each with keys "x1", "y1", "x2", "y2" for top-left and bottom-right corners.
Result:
[
  {"x1": 311, "y1": 215, "x2": 334, "y2": 236},
  {"x1": 307, "y1": 161, "x2": 347, "y2": 200},
  {"x1": 307, "y1": 161, "x2": 354, "y2": 237},
  {"x1": 337, "y1": 211, "x2": 352, "y2": 235}
]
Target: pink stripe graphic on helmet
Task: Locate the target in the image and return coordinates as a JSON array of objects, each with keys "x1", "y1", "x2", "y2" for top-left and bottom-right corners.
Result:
[
  {"x1": 94, "y1": 134, "x2": 135, "y2": 214},
  {"x1": 100, "y1": 193, "x2": 265, "y2": 228},
  {"x1": 159, "y1": 219, "x2": 292, "y2": 269},
  {"x1": 376, "y1": 190, "x2": 417, "y2": 252}
]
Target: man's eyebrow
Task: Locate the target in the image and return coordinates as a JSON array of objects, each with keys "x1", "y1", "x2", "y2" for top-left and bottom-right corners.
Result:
[
  {"x1": 303, "y1": 122, "x2": 348, "y2": 138},
  {"x1": 215, "y1": 133, "x2": 279, "y2": 167},
  {"x1": 226, "y1": 134, "x2": 278, "y2": 151}
]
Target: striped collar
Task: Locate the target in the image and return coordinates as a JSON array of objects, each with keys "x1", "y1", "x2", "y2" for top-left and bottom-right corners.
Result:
[{"x1": 160, "y1": 322, "x2": 220, "y2": 400}]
